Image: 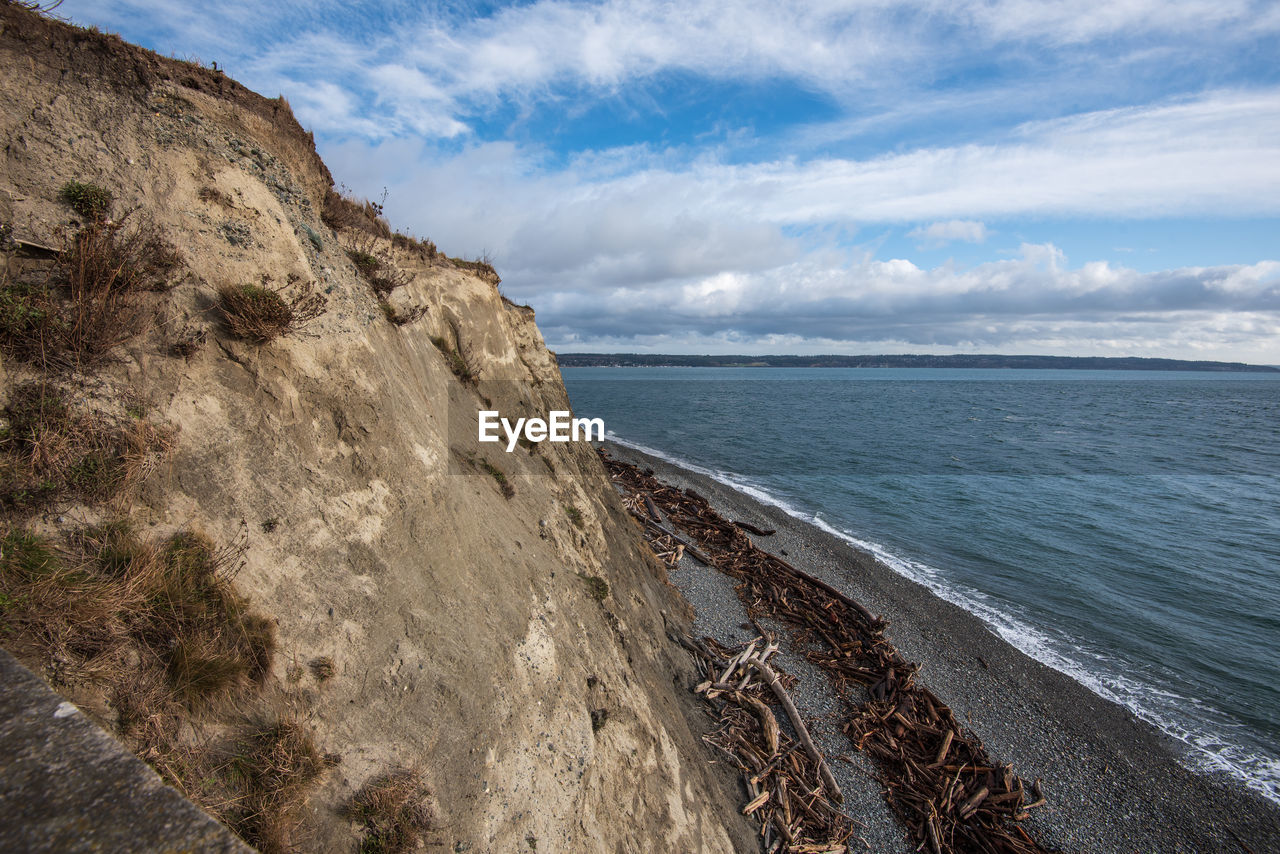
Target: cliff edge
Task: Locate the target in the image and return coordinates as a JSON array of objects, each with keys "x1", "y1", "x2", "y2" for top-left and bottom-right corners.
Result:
[{"x1": 0, "y1": 4, "x2": 755, "y2": 851}]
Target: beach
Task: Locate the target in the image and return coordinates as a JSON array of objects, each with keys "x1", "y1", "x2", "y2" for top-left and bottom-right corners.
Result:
[{"x1": 603, "y1": 441, "x2": 1280, "y2": 852}]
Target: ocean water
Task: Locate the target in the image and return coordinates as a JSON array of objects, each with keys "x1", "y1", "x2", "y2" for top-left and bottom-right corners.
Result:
[{"x1": 561, "y1": 367, "x2": 1280, "y2": 803}]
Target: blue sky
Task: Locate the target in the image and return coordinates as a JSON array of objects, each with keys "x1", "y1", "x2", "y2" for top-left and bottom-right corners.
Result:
[{"x1": 60, "y1": 0, "x2": 1280, "y2": 361}]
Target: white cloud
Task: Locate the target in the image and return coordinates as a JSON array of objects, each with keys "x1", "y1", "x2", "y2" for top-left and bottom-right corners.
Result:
[
  {"x1": 533, "y1": 252, "x2": 1280, "y2": 360},
  {"x1": 966, "y1": 0, "x2": 1272, "y2": 44},
  {"x1": 327, "y1": 88, "x2": 1280, "y2": 281},
  {"x1": 54, "y1": 0, "x2": 1280, "y2": 360},
  {"x1": 59, "y1": 0, "x2": 1280, "y2": 141},
  {"x1": 909, "y1": 220, "x2": 989, "y2": 247},
  {"x1": 310, "y1": 87, "x2": 1280, "y2": 361},
  {"x1": 384, "y1": 0, "x2": 1280, "y2": 112}
]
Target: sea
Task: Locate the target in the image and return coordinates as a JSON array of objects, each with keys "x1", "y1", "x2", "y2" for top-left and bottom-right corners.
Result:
[{"x1": 560, "y1": 367, "x2": 1280, "y2": 804}]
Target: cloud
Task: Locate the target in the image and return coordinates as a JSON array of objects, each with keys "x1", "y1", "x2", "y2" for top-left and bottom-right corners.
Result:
[
  {"x1": 534, "y1": 252, "x2": 1280, "y2": 360},
  {"x1": 909, "y1": 220, "x2": 989, "y2": 248},
  {"x1": 966, "y1": 0, "x2": 1272, "y2": 44},
  {"x1": 326, "y1": 88, "x2": 1280, "y2": 283},
  {"x1": 310, "y1": 86, "x2": 1280, "y2": 361},
  {"x1": 56, "y1": 0, "x2": 1280, "y2": 361},
  {"x1": 60, "y1": 0, "x2": 1280, "y2": 142}
]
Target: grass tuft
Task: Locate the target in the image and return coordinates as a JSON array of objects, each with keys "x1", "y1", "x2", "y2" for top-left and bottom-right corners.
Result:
[
  {"x1": 0, "y1": 528, "x2": 61, "y2": 582},
  {"x1": 0, "y1": 382, "x2": 171, "y2": 510},
  {"x1": 346, "y1": 769, "x2": 434, "y2": 854},
  {"x1": 564, "y1": 505, "x2": 584, "y2": 528},
  {"x1": 390, "y1": 232, "x2": 437, "y2": 260},
  {"x1": 429, "y1": 336, "x2": 475, "y2": 384},
  {"x1": 449, "y1": 255, "x2": 501, "y2": 286},
  {"x1": 228, "y1": 717, "x2": 327, "y2": 853},
  {"x1": 0, "y1": 519, "x2": 309, "y2": 849},
  {"x1": 479, "y1": 459, "x2": 514, "y2": 499},
  {"x1": 576, "y1": 572, "x2": 609, "y2": 602},
  {"x1": 198, "y1": 186, "x2": 233, "y2": 208},
  {"x1": 308, "y1": 656, "x2": 335, "y2": 682},
  {"x1": 322, "y1": 190, "x2": 391, "y2": 239},
  {"x1": 59, "y1": 180, "x2": 114, "y2": 221},
  {"x1": 169, "y1": 323, "x2": 208, "y2": 359},
  {"x1": 590, "y1": 708, "x2": 609, "y2": 732},
  {"x1": 217, "y1": 283, "x2": 325, "y2": 343},
  {"x1": 300, "y1": 224, "x2": 323, "y2": 251},
  {"x1": 151, "y1": 529, "x2": 275, "y2": 702},
  {"x1": 0, "y1": 527, "x2": 123, "y2": 672}
]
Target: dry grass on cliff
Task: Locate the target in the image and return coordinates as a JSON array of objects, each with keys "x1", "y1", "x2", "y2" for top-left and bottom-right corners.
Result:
[
  {"x1": 380, "y1": 302, "x2": 428, "y2": 326},
  {"x1": 345, "y1": 769, "x2": 435, "y2": 854},
  {"x1": 429, "y1": 335, "x2": 476, "y2": 384},
  {"x1": 449, "y1": 255, "x2": 501, "y2": 286},
  {"x1": 0, "y1": 212, "x2": 180, "y2": 367},
  {"x1": 0, "y1": 522, "x2": 272, "y2": 703},
  {"x1": 0, "y1": 381, "x2": 171, "y2": 511},
  {"x1": 0, "y1": 521, "x2": 327, "y2": 851},
  {"x1": 322, "y1": 189, "x2": 391, "y2": 239},
  {"x1": 390, "y1": 231, "x2": 438, "y2": 260},
  {"x1": 479, "y1": 459, "x2": 514, "y2": 499},
  {"x1": 217, "y1": 282, "x2": 325, "y2": 343},
  {"x1": 226, "y1": 717, "x2": 329, "y2": 853}
]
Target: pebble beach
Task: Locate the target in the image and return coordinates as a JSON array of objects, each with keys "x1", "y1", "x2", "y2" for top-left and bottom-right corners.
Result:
[{"x1": 604, "y1": 441, "x2": 1280, "y2": 853}]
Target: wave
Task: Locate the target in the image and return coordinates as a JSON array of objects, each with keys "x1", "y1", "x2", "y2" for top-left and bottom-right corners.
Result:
[{"x1": 604, "y1": 431, "x2": 1280, "y2": 805}]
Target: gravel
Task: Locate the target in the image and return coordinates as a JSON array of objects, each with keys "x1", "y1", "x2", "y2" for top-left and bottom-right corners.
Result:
[{"x1": 605, "y1": 442, "x2": 1280, "y2": 853}]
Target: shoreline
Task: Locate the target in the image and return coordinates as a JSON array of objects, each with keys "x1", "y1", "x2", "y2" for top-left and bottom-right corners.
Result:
[{"x1": 602, "y1": 441, "x2": 1280, "y2": 851}]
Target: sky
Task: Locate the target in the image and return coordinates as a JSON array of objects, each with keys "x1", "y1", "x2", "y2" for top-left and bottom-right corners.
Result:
[{"x1": 59, "y1": 0, "x2": 1280, "y2": 362}]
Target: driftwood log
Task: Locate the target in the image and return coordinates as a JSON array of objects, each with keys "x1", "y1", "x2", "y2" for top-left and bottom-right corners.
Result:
[
  {"x1": 749, "y1": 655, "x2": 843, "y2": 804},
  {"x1": 683, "y1": 633, "x2": 856, "y2": 851},
  {"x1": 733, "y1": 519, "x2": 777, "y2": 536}
]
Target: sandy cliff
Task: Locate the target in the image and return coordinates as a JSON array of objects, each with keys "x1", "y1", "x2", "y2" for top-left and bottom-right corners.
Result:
[{"x1": 0, "y1": 5, "x2": 754, "y2": 851}]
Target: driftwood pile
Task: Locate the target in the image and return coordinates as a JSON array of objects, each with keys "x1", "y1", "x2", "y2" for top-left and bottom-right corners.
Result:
[
  {"x1": 604, "y1": 450, "x2": 1052, "y2": 854},
  {"x1": 674, "y1": 632, "x2": 857, "y2": 852}
]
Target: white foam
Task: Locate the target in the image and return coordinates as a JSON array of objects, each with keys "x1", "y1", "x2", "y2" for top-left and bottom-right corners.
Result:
[
  {"x1": 605, "y1": 431, "x2": 1280, "y2": 804},
  {"x1": 811, "y1": 516, "x2": 1280, "y2": 803},
  {"x1": 604, "y1": 432, "x2": 725, "y2": 482}
]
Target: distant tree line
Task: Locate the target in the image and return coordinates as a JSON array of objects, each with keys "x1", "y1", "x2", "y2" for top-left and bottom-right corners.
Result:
[{"x1": 554, "y1": 353, "x2": 1279, "y2": 372}]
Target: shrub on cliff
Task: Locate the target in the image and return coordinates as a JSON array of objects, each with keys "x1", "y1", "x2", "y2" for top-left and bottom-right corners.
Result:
[
  {"x1": 0, "y1": 215, "x2": 180, "y2": 366},
  {"x1": 429, "y1": 335, "x2": 475, "y2": 384},
  {"x1": 60, "y1": 218, "x2": 181, "y2": 357},
  {"x1": 217, "y1": 282, "x2": 325, "y2": 343},
  {"x1": 346, "y1": 240, "x2": 411, "y2": 298},
  {"x1": 345, "y1": 769, "x2": 434, "y2": 854},
  {"x1": 391, "y1": 231, "x2": 438, "y2": 260},
  {"x1": 449, "y1": 254, "x2": 501, "y2": 286},
  {"x1": 59, "y1": 180, "x2": 114, "y2": 221},
  {"x1": 322, "y1": 189, "x2": 391, "y2": 239}
]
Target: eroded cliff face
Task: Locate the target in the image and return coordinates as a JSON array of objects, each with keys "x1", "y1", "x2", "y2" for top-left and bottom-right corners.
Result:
[{"x1": 0, "y1": 7, "x2": 754, "y2": 851}]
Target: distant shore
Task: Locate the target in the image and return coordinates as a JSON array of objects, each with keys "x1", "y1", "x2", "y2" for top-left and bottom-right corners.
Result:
[
  {"x1": 603, "y1": 441, "x2": 1280, "y2": 852},
  {"x1": 561, "y1": 353, "x2": 1280, "y2": 371}
]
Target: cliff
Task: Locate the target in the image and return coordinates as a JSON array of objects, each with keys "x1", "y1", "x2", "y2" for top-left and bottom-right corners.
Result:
[{"x1": 0, "y1": 4, "x2": 755, "y2": 851}]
